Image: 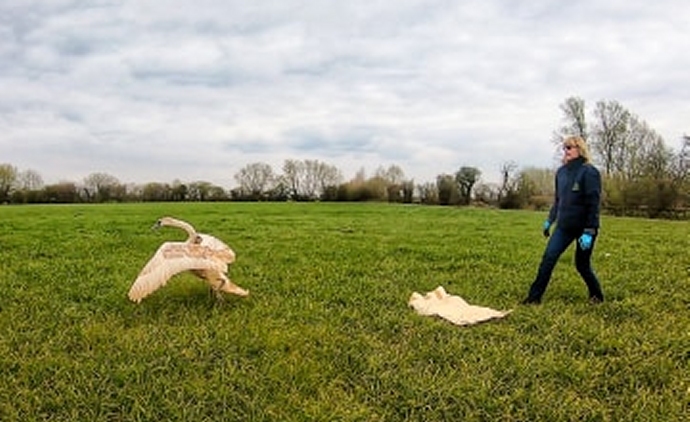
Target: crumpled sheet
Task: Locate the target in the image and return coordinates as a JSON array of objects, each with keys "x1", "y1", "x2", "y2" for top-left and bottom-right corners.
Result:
[{"x1": 408, "y1": 286, "x2": 512, "y2": 326}]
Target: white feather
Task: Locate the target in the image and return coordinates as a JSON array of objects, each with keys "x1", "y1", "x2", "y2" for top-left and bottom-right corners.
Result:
[{"x1": 408, "y1": 286, "x2": 511, "y2": 326}]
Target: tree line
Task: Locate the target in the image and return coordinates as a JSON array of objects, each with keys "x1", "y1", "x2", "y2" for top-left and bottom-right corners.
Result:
[
  {"x1": 1, "y1": 97, "x2": 688, "y2": 219},
  {"x1": 548, "y1": 97, "x2": 688, "y2": 218}
]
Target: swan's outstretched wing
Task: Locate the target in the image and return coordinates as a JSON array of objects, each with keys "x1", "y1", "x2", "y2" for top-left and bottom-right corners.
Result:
[
  {"x1": 197, "y1": 233, "x2": 236, "y2": 263},
  {"x1": 128, "y1": 242, "x2": 228, "y2": 303}
]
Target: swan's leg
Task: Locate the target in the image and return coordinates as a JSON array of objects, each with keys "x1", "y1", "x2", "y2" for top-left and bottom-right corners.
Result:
[
  {"x1": 206, "y1": 273, "x2": 248, "y2": 301},
  {"x1": 209, "y1": 278, "x2": 225, "y2": 303},
  {"x1": 219, "y1": 273, "x2": 249, "y2": 297}
]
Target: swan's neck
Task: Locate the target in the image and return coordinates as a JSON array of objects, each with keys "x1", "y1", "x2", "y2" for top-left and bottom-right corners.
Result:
[{"x1": 161, "y1": 217, "x2": 197, "y2": 239}]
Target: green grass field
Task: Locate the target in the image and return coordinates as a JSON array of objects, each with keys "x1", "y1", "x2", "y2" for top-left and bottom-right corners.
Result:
[{"x1": 0, "y1": 203, "x2": 688, "y2": 421}]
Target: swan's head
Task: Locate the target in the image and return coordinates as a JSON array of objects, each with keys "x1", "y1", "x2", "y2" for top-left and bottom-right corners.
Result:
[
  {"x1": 151, "y1": 216, "x2": 193, "y2": 232},
  {"x1": 152, "y1": 216, "x2": 175, "y2": 229}
]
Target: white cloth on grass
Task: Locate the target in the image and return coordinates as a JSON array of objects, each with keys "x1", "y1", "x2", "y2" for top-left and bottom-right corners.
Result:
[{"x1": 408, "y1": 286, "x2": 511, "y2": 326}]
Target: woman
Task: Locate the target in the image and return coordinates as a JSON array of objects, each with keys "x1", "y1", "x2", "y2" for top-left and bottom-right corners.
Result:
[{"x1": 522, "y1": 135, "x2": 604, "y2": 304}]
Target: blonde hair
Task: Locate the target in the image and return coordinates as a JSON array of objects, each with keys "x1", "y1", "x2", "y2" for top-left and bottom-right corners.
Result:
[{"x1": 562, "y1": 135, "x2": 592, "y2": 164}]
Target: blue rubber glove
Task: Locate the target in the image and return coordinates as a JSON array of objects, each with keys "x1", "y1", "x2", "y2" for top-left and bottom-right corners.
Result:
[
  {"x1": 578, "y1": 233, "x2": 593, "y2": 250},
  {"x1": 542, "y1": 220, "x2": 551, "y2": 238}
]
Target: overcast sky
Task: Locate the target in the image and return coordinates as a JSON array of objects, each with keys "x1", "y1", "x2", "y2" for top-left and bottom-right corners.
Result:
[{"x1": 1, "y1": 0, "x2": 688, "y2": 187}]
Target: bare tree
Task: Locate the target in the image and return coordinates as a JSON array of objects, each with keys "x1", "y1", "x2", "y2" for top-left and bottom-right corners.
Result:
[
  {"x1": 675, "y1": 135, "x2": 690, "y2": 208},
  {"x1": 170, "y1": 179, "x2": 188, "y2": 201},
  {"x1": 282, "y1": 159, "x2": 305, "y2": 200},
  {"x1": 672, "y1": 134, "x2": 690, "y2": 183},
  {"x1": 207, "y1": 185, "x2": 229, "y2": 201},
  {"x1": 401, "y1": 180, "x2": 415, "y2": 203},
  {"x1": 279, "y1": 159, "x2": 342, "y2": 200},
  {"x1": 314, "y1": 161, "x2": 342, "y2": 197},
  {"x1": 376, "y1": 164, "x2": 405, "y2": 186},
  {"x1": 364, "y1": 172, "x2": 387, "y2": 201},
  {"x1": 473, "y1": 182, "x2": 500, "y2": 205},
  {"x1": 83, "y1": 172, "x2": 121, "y2": 202},
  {"x1": 302, "y1": 160, "x2": 342, "y2": 200},
  {"x1": 552, "y1": 96, "x2": 588, "y2": 144},
  {"x1": 455, "y1": 166, "x2": 481, "y2": 205},
  {"x1": 621, "y1": 118, "x2": 654, "y2": 180},
  {"x1": 436, "y1": 174, "x2": 457, "y2": 205},
  {"x1": 188, "y1": 181, "x2": 214, "y2": 201},
  {"x1": 623, "y1": 119, "x2": 672, "y2": 180},
  {"x1": 18, "y1": 169, "x2": 44, "y2": 191},
  {"x1": 302, "y1": 160, "x2": 323, "y2": 199},
  {"x1": 498, "y1": 161, "x2": 519, "y2": 200},
  {"x1": 141, "y1": 182, "x2": 172, "y2": 202},
  {"x1": 591, "y1": 100, "x2": 631, "y2": 176},
  {"x1": 0, "y1": 163, "x2": 18, "y2": 203},
  {"x1": 417, "y1": 182, "x2": 438, "y2": 205},
  {"x1": 375, "y1": 164, "x2": 406, "y2": 202},
  {"x1": 234, "y1": 162, "x2": 275, "y2": 199},
  {"x1": 352, "y1": 167, "x2": 367, "y2": 184}
]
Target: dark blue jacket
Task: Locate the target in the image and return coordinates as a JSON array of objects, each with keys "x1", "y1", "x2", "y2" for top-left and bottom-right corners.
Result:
[{"x1": 547, "y1": 157, "x2": 601, "y2": 233}]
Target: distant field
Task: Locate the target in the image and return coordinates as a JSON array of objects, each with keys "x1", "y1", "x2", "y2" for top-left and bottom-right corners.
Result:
[{"x1": 0, "y1": 202, "x2": 688, "y2": 421}]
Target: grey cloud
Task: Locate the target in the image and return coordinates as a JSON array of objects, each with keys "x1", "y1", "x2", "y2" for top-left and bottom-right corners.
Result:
[
  {"x1": 1, "y1": 0, "x2": 689, "y2": 186},
  {"x1": 285, "y1": 126, "x2": 379, "y2": 155}
]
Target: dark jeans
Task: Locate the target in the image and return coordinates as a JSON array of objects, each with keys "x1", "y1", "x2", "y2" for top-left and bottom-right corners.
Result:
[{"x1": 526, "y1": 227, "x2": 603, "y2": 303}]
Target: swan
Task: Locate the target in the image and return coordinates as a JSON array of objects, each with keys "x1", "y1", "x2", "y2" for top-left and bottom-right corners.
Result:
[{"x1": 128, "y1": 216, "x2": 249, "y2": 303}]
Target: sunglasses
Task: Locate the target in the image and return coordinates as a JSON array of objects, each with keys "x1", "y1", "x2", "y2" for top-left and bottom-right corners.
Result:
[{"x1": 563, "y1": 145, "x2": 577, "y2": 151}]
